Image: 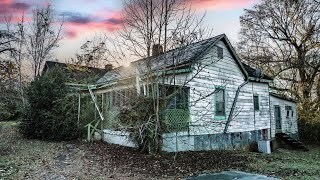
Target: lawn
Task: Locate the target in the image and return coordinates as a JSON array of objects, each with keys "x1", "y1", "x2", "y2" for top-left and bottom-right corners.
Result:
[{"x1": 1, "y1": 121, "x2": 320, "y2": 179}]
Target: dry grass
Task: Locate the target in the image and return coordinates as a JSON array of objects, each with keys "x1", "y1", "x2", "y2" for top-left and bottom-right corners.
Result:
[
  {"x1": 242, "y1": 146, "x2": 320, "y2": 179},
  {"x1": 1, "y1": 121, "x2": 320, "y2": 179}
]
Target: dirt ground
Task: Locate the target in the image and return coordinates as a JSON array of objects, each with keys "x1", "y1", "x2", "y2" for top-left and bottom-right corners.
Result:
[{"x1": 1, "y1": 122, "x2": 320, "y2": 179}]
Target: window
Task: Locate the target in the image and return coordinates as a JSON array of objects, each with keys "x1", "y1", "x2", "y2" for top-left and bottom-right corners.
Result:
[
  {"x1": 292, "y1": 110, "x2": 294, "y2": 117},
  {"x1": 165, "y1": 86, "x2": 189, "y2": 110},
  {"x1": 285, "y1": 106, "x2": 292, "y2": 117},
  {"x1": 253, "y1": 95, "x2": 259, "y2": 111},
  {"x1": 217, "y1": 46, "x2": 223, "y2": 59},
  {"x1": 215, "y1": 87, "x2": 226, "y2": 118}
]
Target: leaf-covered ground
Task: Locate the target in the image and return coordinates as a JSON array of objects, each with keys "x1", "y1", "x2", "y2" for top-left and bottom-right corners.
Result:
[{"x1": 1, "y1": 121, "x2": 320, "y2": 179}]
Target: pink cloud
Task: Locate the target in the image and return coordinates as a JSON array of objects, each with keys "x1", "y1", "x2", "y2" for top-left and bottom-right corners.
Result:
[
  {"x1": 63, "y1": 0, "x2": 256, "y2": 39},
  {"x1": 64, "y1": 29, "x2": 77, "y2": 39},
  {"x1": 63, "y1": 10, "x2": 123, "y2": 39},
  {"x1": 186, "y1": 0, "x2": 256, "y2": 10},
  {"x1": 0, "y1": 0, "x2": 31, "y2": 22}
]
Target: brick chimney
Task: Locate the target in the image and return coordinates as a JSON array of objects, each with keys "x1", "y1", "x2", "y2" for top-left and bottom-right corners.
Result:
[{"x1": 152, "y1": 44, "x2": 163, "y2": 56}]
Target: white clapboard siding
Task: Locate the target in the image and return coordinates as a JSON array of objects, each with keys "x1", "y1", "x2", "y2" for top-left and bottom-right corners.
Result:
[
  {"x1": 188, "y1": 40, "x2": 271, "y2": 135},
  {"x1": 270, "y1": 95, "x2": 298, "y2": 138},
  {"x1": 227, "y1": 82, "x2": 270, "y2": 133},
  {"x1": 188, "y1": 41, "x2": 238, "y2": 134}
]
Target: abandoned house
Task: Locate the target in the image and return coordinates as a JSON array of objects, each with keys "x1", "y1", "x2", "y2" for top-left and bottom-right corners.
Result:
[{"x1": 70, "y1": 34, "x2": 302, "y2": 152}]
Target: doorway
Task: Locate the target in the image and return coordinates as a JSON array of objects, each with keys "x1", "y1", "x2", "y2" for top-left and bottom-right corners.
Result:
[{"x1": 274, "y1": 105, "x2": 282, "y2": 133}]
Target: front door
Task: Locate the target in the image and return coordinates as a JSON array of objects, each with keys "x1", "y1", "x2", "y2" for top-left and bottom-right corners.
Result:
[{"x1": 274, "y1": 106, "x2": 282, "y2": 133}]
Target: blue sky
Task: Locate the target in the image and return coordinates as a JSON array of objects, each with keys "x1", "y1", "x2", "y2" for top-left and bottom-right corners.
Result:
[{"x1": 0, "y1": 0, "x2": 258, "y2": 62}]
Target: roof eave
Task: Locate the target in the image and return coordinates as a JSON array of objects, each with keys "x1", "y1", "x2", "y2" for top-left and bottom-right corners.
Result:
[
  {"x1": 248, "y1": 77, "x2": 273, "y2": 83},
  {"x1": 270, "y1": 92, "x2": 297, "y2": 103}
]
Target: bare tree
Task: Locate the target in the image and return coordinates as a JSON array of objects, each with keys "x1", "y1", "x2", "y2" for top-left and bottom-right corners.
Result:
[
  {"x1": 238, "y1": 0, "x2": 320, "y2": 100},
  {"x1": 0, "y1": 14, "x2": 23, "y2": 122},
  {"x1": 25, "y1": 5, "x2": 63, "y2": 77},
  {"x1": 0, "y1": 30, "x2": 16, "y2": 54},
  {"x1": 71, "y1": 34, "x2": 120, "y2": 68},
  {"x1": 120, "y1": 0, "x2": 211, "y2": 58},
  {"x1": 3, "y1": 14, "x2": 27, "y2": 104}
]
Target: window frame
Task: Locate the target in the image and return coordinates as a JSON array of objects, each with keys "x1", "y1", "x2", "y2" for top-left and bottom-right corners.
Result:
[
  {"x1": 285, "y1": 105, "x2": 292, "y2": 118},
  {"x1": 214, "y1": 86, "x2": 226, "y2": 120},
  {"x1": 253, "y1": 94, "x2": 260, "y2": 111},
  {"x1": 217, "y1": 46, "x2": 223, "y2": 59},
  {"x1": 164, "y1": 85, "x2": 190, "y2": 110}
]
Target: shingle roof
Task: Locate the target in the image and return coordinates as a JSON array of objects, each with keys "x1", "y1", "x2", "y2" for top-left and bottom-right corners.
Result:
[
  {"x1": 242, "y1": 63, "x2": 273, "y2": 81},
  {"x1": 97, "y1": 34, "x2": 225, "y2": 84},
  {"x1": 133, "y1": 35, "x2": 223, "y2": 71},
  {"x1": 97, "y1": 34, "x2": 272, "y2": 84},
  {"x1": 270, "y1": 92, "x2": 296, "y2": 103},
  {"x1": 42, "y1": 61, "x2": 108, "y2": 83}
]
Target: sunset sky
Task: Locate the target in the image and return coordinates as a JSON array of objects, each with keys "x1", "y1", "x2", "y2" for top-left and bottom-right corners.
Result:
[{"x1": 0, "y1": 0, "x2": 258, "y2": 64}]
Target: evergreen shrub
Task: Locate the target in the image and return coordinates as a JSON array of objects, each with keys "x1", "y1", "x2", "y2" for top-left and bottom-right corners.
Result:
[{"x1": 19, "y1": 68, "x2": 80, "y2": 140}]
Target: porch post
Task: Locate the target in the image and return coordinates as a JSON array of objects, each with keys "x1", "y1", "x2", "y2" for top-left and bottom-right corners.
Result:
[{"x1": 136, "y1": 68, "x2": 141, "y2": 95}]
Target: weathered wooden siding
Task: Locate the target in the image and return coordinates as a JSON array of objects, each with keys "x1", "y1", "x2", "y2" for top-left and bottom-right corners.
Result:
[
  {"x1": 188, "y1": 41, "x2": 270, "y2": 136},
  {"x1": 188, "y1": 41, "x2": 244, "y2": 135},
  {"x1": 270, "y1": 96, "x2": 298, "y2": 138},
  {"x1": 232, "y1": 82, "x2": 270, "y2": 133}
]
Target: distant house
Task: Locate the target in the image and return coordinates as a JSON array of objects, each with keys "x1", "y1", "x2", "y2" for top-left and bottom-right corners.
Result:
[
  {"x1": 80, "y1": 34, "x2": 300, "y2": 152},
  {"x1": 42, "y1": 61, "x2": 110, "y2": 83}
]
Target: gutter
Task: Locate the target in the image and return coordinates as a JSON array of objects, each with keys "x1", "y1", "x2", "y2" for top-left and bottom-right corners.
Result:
[{"x1": 224, "y1": 79, "x2": 249, "y2": 133}]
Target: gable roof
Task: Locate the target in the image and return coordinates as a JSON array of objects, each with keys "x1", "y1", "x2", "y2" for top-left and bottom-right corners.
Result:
[
  {"x1": 43, "y1": 61, "x2": 109, "y2": 83},
  {"x1": 97, "y1": 34, "x2": 271, "y2": 84},
  {"x1": 270, "y1": 92, "x2": 296, "y2": 103},
  {"x1": 97, "y1": 34, "x2": 225, "y2": 83},
  {"x1": 242, "y1": 63, "x2": 273, "y2": 81}
]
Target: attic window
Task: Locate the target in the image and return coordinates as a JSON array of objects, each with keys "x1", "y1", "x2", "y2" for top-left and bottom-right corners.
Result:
[{"x1": 217, "y1": 46, "x2": 223, "y2": 59}]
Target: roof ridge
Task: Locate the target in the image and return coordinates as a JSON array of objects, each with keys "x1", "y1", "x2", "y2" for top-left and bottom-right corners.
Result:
[
  {"x1": 130, "y1": 34, "x2": 225, "y2": 65},
  {"x1": 45, "y1": 60, "x2": 107, "y2": 71}
]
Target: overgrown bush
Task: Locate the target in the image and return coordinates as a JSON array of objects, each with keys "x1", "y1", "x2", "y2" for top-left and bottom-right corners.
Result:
[
  {"x1": 0, "y1": 102, "x2": 12, "y2": 120},
  {"x1": 19, "y1": 68, "x2": 80, "y2": 140},
  {"x1": 298, "y1": 98, "x2": 320, "y2": 143},
  {"x1": 118, "y1": 96, "x2": 163, "y2": 153}
]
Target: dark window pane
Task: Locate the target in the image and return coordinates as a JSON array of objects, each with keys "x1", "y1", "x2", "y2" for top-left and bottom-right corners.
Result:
[
  {"x1": 215, "y1": 88, "x2": 225, "y2": 116},
  {"x1": 253, "y1": 95, "x2": 259, "y2": 110},
  {"x1": 285, "y1": 106, "x2": 292, "y2": 110},
  {"x1": 217, "y1": 46, "x2": 223, "y2": 59},
  {"x1": 165, "y1": 86, "x2": 189, "y2": 110},
  {"x1": 285, "y1": 106, "x2": 292, "y2": 117}
]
